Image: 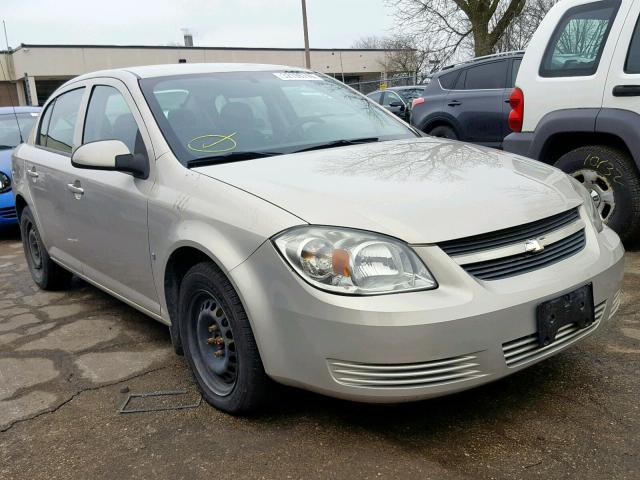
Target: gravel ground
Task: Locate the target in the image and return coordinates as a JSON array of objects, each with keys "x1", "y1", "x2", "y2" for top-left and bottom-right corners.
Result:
[{"x1": 0, "y1": 226, "x2": 638, "y2": 480}]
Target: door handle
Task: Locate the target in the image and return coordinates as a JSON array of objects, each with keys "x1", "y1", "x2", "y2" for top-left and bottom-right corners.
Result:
[
  {"x1": 448, "y1": 100, "x2": 462, "y2": 106},
  {"x1": 27, "y1": 167, "x2": 39, "y2": 178},
  {"x1": 67, "y1": 183, "x2": 84, "y2": 195},
  {"x1": 612, "y1": 85, "x2": 640, "y2": 97}
]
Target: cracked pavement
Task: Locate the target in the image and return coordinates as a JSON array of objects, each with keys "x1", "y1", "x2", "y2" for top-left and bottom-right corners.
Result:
[{"x1": 0, "y1": 226, "x2": 639, "y2": 479}]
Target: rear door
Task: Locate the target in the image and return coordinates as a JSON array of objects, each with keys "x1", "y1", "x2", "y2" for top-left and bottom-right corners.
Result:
[
  {"x1": 24, "y1": 86, "x2": 86, "y2": 272},
  {"x1": 603, "y1": 2, "x2": 640, "y2": 116},
  {"x1": 444, "y1": 60, "x2": 509, "y2": 146},
  {"x1": 69, "y1": 79, "x2": 159, "y2": 314}
]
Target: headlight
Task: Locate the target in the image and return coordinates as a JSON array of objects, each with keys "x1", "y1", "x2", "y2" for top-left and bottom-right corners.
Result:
[
  {"x1": 273, "y1": 226, "x2": 437, "y2": 295},
  {"x1": 569, "y1": 176, "x2": 603, "y2": 232},
  {"x1": 0, "y1": 172, "x2": 11, "y2": 194}
]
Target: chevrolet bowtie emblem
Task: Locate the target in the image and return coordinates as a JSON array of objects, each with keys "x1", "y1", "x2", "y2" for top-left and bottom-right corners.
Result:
[{"x1": 524, "y1": 239, "x2": 545, "y2": 253}]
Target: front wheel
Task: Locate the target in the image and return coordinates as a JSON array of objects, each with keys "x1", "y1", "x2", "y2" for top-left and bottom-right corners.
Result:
[
  {"x1": 554, "y1": 145, "x2": 640, "y2": 243},
  {"x1": 20, "y1": 207, "x2": 72, "y2": 290},
  {"x1": 178, "y1": 261, "x2": 270, "y2": 414}
]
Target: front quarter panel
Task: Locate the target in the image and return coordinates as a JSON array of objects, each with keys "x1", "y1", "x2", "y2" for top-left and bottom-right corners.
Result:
[{"x1": 149, "y1": 153, "x2": 305, "y2": 322}]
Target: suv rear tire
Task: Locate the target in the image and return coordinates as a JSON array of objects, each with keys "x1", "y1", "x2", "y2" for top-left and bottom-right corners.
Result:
[
  {"x1": 428, "y1": 125, "x2": 458, "y2": 140},
  {"x1": 178, "y1": 261, "x2": 270, "y2": 414},
  {"x1": 20, "y1": 207, "x2": 73, "y2": 290},
  {"x1": 554, "y1": 145, "x2": 640, "y2": 243}
]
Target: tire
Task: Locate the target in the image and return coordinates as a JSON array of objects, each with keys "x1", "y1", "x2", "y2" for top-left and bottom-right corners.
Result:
[
  {"x1": 19, "y1": 207, "x2": 72, "y2": 290},
  {"x1": 554, "y1": 145, "x2": 640, "y2": 243},
  {"x1": 178, "y1": 261, "x2": 269, "y2": 414},
  {"x1": 428, "y1": 125, "x2": 458, "y2": 140}
]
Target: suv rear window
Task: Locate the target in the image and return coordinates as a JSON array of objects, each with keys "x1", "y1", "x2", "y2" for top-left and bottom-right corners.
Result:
[
  {"x1": 540, "y1": 0, "x2": 621, "y2": 77},
  {"x1": 625, "y1": 15, "x2": 640, "y2": 73}
]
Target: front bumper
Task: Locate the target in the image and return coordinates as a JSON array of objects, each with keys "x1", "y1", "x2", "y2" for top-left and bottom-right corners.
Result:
[
  {"x1": 230, "y1": 223, "x2": 624, "y2": 403},
  {"x1": 0, "y1": 190, "x2": 18, "y2": 226}
]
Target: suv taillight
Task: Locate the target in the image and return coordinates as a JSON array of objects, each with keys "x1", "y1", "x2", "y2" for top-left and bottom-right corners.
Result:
[
  {"x1": 508, "y1": 87, "x2": 524, "y2": 133},
  {"x1": 412, "y1": 97, "x2": 425, "y2": 109}
]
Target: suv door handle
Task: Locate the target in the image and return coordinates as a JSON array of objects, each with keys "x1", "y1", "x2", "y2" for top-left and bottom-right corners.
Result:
[
  {"x1": 27, "y1": 167, "x2": 39, "y2": 178},
  {"x1": 67, "y1": 183, "x2": 84, "y2": 195},
  {"x1": 612, "y1": 85, "x2": 640, "y2": 97},
  {"x1": 448, "y1": 100, "x2": 462, "y2": 106}
]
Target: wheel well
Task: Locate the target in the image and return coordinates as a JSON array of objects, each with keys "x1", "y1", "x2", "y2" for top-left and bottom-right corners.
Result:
[
  {"x1": 164, "y1": 246, "x2": 214, "y2": 351},
  {"x1": 539, "y1": 132, "x2": 632, "y2": 165},
  {"x1": 14, "y1": 195, "x2": 27, "y2": 220}
]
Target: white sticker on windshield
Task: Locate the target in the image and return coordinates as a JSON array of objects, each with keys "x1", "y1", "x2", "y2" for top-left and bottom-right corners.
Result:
[{"x1": 273, "y1": 72, "x2": 323, "y2": 81}]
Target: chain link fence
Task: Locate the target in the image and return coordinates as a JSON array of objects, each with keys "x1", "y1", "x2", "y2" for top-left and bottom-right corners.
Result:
[{"x1": 345, "y1": 74, "x2": 431, "y2": 94}]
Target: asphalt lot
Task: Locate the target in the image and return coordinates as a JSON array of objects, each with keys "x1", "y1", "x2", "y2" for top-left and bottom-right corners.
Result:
[{"x1": 0, "y1": 226, "x2": 638, "y2": 480}]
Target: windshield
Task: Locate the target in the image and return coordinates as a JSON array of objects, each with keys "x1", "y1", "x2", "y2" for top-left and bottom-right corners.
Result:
[
  {"x1": 0, "y1": 113, "x2": 39, "y2": 149},
  {"x1": 139, "y1": 71, "x2": 417, "y2": 165}
]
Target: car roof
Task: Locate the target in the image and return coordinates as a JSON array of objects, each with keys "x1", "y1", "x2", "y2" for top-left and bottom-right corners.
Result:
[
  {"x1": 0, "y1": 106, "x2": 41, "y2": 114},
  {"x1": 434, "y1": 51, "x2": 523, "y2": 78},
  {"x1": 73, "y1": 63, "x2": 309, "y2": 81}
]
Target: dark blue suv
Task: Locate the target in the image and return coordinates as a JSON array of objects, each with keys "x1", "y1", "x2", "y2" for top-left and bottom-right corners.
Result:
[{"x1": 410, "y1": 52, "x2": 523, "y2": 149}]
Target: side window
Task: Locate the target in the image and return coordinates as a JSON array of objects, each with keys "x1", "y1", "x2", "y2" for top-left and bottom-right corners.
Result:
[
  {"x1": 41, "y1": 88, "x2": 85, "y2": 154},
  {"x1": 510, "y1": 59, "x2": 522, "y2": 87},
  {"x1": 464, "y1": 61, "x2": 508, "y2": 89},
  {"x1": 37, "y1": 101, "x2": 54, "y2": 147},
  {"x1": 438, "y1": 71, "x2": 459, "y2": 89},
  {"x1": 367, "y1": 92, "x2": 382, "y2": 103},
  {"x1": 454, "y1": 70, "x2": 466, "y2": 90},
  {"x1": 383, "y1": 91, "x2": 403, "y2": 106},
  {"x1": 625, "y1": 15, "x2": 640, "y2": 73},
  {"x1": 83, "y1": 85, "x2": 147, "y2": 159},
  {"x1": 540, "y1": 1, "x2": 620, "y2": 77}
]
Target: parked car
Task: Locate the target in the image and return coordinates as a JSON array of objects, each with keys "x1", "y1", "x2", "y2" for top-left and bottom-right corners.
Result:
[
  {"x1": 411, "y1": 51, "x2": 523, "y2": 148},
  {"x1": 13, "y1": 64, "x2": 623, "y2": 414},
  {"x1": 367, "y1": 86, "x2": 425, "y2": 121},
  {"x1": 504, "y1": 0, "x2": 640, "y2": 243},
  {"x1": 0, "y1": 106, "x2": 40, "y2": 227}
]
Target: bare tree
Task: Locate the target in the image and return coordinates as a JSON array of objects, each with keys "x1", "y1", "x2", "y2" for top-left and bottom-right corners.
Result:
[
  {"x1": 495, "y1": 0, "x2": 559, "y2": 51},
  {"x1": 387, "y1": 0, "x2": 529, "y2": 59}
]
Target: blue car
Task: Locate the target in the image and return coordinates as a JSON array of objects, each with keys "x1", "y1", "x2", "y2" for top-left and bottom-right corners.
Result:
[{"x1": 0, "y1": 106, "x2": 41, "y2": 227}]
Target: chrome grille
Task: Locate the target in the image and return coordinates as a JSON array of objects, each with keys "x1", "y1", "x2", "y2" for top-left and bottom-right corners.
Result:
[
  {"x1": 0, "y1": 206, "x2": 17, "y2": 219},
  {"x1": 502, "y1": 301, "x2": 606, "y2": 368},
  {"x1": 463, "y1": 229, "x2": 586, "y2": 280},
  {"x1": 439, "y1": 208, "x2": 580, "y2": 256},
  {"x1": 327, "y1": 354, "x2": 486, "y2": 388}
]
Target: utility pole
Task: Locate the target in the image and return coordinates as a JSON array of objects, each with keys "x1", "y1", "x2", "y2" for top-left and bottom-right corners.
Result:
[{"x1": 301, "y1": 0, "x2": 311, "y2": 69}]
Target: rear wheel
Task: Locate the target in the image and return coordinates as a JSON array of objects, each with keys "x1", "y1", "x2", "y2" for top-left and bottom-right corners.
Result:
[
  {"x1": 554, "y1": 145, "x2": 640, "y2": 243},
  {"x1": 178, "y1": 261, "x2": 269, "y2": 414},
  {"x1": 20, "y1": 207, "x2": 72, "y2": 290},
  {"x1": 428, "y1": 125, "x2": 458, "y2": 140}
]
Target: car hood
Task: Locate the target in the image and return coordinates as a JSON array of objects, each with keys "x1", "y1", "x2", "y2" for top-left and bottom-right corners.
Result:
[{"x1": 194, "y1": 138, "x2": 582, "y2": 244}]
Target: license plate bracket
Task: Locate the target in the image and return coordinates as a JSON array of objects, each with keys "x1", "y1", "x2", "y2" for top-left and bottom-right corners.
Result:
[{"x1": 536, "y1": 284, "x2": 594, "y2": 347}]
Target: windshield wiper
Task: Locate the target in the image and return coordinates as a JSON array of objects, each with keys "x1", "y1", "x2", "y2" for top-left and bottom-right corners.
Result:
[
  {"x1": 187, "y1": 151, "x2": 283, "y2": 168},
  {"x1": 293, "y1": 137, "x2": 380, "y2": 153},
  {"x1": 0, "y1": 145, "x2": 15, "y2": 150}
]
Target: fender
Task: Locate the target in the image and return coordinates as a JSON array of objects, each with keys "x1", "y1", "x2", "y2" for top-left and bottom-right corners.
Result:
[
  {"x1": 595, "y1": 109, "x2": 640, "y2": 168},
  {"x1": 420, "y1": 112, "x2": 463, "y2": 137}
]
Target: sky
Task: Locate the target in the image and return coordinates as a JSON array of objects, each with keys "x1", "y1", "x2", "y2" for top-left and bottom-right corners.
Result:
[{"x1": 2, "y1": 0, "x2": 395, "y2": 49}]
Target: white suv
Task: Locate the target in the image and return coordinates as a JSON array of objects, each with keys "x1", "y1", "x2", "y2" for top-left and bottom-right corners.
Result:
[{"x1": 504, "y1": 0, "x2": 640, "y2": 243}]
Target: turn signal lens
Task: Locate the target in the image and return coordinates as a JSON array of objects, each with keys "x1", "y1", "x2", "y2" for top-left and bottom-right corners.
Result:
[
  {"x1": 412, "y1": 97, "x2": 425, "y2": 109},
  {"x1": 273, "y1": 226, "x2": 437, "y2": 295},
  {"x1": 508, "y1": 87, "x2": 524, "y2": 133}
]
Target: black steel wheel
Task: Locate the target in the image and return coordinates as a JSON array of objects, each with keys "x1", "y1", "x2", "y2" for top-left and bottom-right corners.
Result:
[
  {"x1": 20, "y1": 207, "x2": 72, "y2": 290},
  {"x1": 179, "y1": 261, "x2": 270, "y2": 413}
]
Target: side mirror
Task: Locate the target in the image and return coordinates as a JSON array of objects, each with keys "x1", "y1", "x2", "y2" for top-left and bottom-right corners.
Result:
[
  {"x1": 72, "y1": 140, "x2": 149, "y2": 179},
  {"x1": 389, "y1": 101, "x2": 405, "y2": 110}
]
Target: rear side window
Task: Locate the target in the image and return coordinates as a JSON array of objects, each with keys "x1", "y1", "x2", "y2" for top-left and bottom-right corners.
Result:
[
  {"x1": 625, "y1": 15, "x2": 640, "y2": 73},
  {"x1": 464, "y1": 61, "x2": 508, "y2": 89},
  {"x1": 438, "y1": 71, "x2": 458, "y2": 89},
  {"x1": 540, "y1": 0, "x2": 621, "y2": 77},
  {"x1": 83, "y1": 85, "x2": 147, "y2": 159},
  {"x1": 38, "y1": 88, "x2": 84, "y2": 154}
]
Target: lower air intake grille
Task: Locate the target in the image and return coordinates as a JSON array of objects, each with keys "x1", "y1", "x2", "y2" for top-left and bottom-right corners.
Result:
[
  {"x1": 328, "y1": 354, "x2": 486, "y2": 388},
  {"x1": 0, "y1": 206, "x2": 17, "y2": 219},
  {"x1": 463, "y1": 229, "x2": 586, "y2": 280},
  {"x1": 502, "y1": 301, "x2": 606, "y2": 368}
]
